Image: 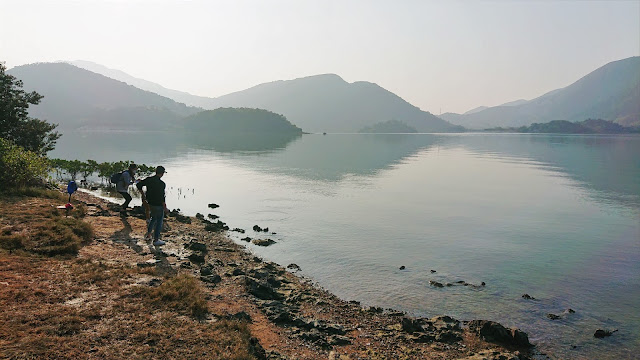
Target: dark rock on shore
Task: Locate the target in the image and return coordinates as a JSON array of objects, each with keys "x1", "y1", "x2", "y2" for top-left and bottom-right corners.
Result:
[
  {"x1": 241, "y1": 237, "x2": 252, "y2": 242},
  {"x1": 402, "y1": 317, "x2": 424, "y2": 333},
  {"x1": 252, "y1": 239, "x2": 276, "y2": 247},
  {"x1": 188, "y1": 253, "x2": 206, "y2": 264},
  {"x1": 201, "y1": 274, "x2": 222, "y2": 284},
  {"x1": 429, "y1": 280, "x2": 444, "y2": 288},
  {"x1": 204, "y1": 220, "x2": 229, "y2": 232},
  {"x1": 400, "y1": 315, "x2": 463, "y2": 345},
  {"x1": 547, "y1": 313, "x2": 561, "y2": 320},
  {"x1": 246, "y1": 276, "x2": 283, "y2": 301},
  {"x1": 594, "y1": 329, "x2": 617, "y2": 338},
  {"x1": 522, "y1": 294, "x2": 535, "y2": 300},
  {"x1": 287, "y1": 263, "x2": 301, "y2": 271},
  {"x1": 399, "y1": 265, "x2": 406, "y2": 270},
  {"x1": 168, "y1": 209, "x2": 192, "y2": 224},
  {"x1": 200, "y1": 264, "x2": 214, "y2": 276},
  {"x1": 467, "y1": 320, "x2": 532, "y2": 347},
  {"x1": 186, "y1": 240, "x2": 207, "y2": 252},
  {"x1": 232, "y1": 228, "x2": 245, "y2": 233},
  {"x1": 253, "y1": 225, "x2": 262, "y2": 232},
  {"x1": 208, "y1": 203, "x2": 219, "y2": 209},
  {"x1": 207, "y1": 214, "x2": 219, "y2": 220}
]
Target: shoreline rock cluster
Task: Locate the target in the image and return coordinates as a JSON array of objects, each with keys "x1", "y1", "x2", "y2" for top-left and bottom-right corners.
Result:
[{"x1": 79, "y1": 189, "x2": 537, "y2": 359}]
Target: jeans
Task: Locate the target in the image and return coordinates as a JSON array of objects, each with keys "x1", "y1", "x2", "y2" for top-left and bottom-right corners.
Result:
[
  {"x1": 147, "y1": 205, "x2": 164, "y2": 241},
  {"x1": 119, "y1": 192, "x2": 132, "y2": 209}
]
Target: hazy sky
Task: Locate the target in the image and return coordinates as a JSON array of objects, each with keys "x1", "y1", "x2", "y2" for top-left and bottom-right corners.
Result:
[{"x1": 2, "y1": 0, "x2": 639, "y2": 114}]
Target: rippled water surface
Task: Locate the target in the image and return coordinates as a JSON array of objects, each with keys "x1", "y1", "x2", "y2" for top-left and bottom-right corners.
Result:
[{"x1": 53, "y1": 133, "x2": 640, "y2": 359}]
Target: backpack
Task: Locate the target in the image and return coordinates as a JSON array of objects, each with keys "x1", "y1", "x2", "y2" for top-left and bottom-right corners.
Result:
[{"x1": 110, "y1": 171, "x2": 123, "y2": 184}]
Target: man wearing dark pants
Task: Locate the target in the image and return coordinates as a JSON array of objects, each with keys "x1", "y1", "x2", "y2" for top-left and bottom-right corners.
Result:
[
  {"x1": 117, "y1": 163, "x2": 137, "y2": 214},
  {"x1": 136, "y1": 166, "x2": 168, "y2": 246}
]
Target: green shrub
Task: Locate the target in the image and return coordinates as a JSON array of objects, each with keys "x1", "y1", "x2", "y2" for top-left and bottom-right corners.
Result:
[{"x1": 0, "y1": 138, "x2": 51, "y2": 190}]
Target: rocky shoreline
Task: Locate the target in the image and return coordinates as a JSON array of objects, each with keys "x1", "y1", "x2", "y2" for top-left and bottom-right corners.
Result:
[{"x1": 75, "y1": 189, "x2": 537, "y2": 359}]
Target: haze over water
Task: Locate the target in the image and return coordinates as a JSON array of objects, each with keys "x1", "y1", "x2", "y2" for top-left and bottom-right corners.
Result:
[{"x1": 52, "y1": 132, "x2": 640, "y2": 359}]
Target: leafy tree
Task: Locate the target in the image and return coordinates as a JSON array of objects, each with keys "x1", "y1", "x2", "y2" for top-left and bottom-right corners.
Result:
[
  {"x1": 0, "y1": 138, "x2": 50, "y2": 189},
  {"x1": 80, "y1": 160, "x2": 98, "y2": 182},
  {"x1": 0, "y1": 62, "x2": 61, "y2": 155}
]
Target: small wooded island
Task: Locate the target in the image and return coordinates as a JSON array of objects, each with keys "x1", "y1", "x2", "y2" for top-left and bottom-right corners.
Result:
[{"x1": 183, "y1": 108, "x2": 303, "y2": 135}]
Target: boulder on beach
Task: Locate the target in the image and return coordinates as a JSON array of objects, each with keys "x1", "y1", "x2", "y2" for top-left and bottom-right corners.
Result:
[
  {"x1": 208, "y1": 203, "x2": 219, "y2": 209},
  {"x1": 467, "y1": 320, "x2": 532, "y2": 347},
  {"x1": 252, "y1": 238, "x2": 276, "y2": 247},
  {"x1": 594, "y1": 329, "x2": 617, "y2": 338}
]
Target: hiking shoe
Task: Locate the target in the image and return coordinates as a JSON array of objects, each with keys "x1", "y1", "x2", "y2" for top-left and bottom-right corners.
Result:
[
  {"x1": 144, "y1": 232, "x2": 153, "y2": 240},
  {"x1": 153, "y1": 240, "x2": 166, "y2": 246}
]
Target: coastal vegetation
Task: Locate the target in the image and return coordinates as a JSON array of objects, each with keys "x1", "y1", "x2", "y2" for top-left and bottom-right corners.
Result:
[
  {"x1": 49, "y1": 159, "x2": 156, "y2": 184},
  {"x1": 359, "y1": 119, "x2": 418, "y2": 133},
  {"x1": 484, "y1": 118, "x2": 640, "y2": 134},
  {"x1": 0, "y1": 62, "x2": 60, "y2": 155}
]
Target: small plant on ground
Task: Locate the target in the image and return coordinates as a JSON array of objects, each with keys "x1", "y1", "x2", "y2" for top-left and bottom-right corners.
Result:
[{"x1": 143, "y1": 272, "x2": 209, "y2": 318}]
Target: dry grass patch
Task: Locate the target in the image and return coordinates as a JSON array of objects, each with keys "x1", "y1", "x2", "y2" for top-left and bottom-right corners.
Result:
[
  {"x1": 0, "y1": 255, "x2": 258, "y2": 359},
  {"x1": 139, "y1": 272, "x2": 209, "y2": 318},
  {"x1": 0, "y1": 190, "x2": 92, "y2": 256}
]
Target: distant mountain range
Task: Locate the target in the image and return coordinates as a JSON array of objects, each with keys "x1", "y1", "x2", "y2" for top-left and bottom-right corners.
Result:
[
  {"x1": 13, "y1": 62, "x2": 461, "y2": 133},
  {"x1": 68, "y1": 61, "x2": 459, "y2": 133},
  {"x1": 8, "y1": 62, "x2": 200, "y2": 130},
  {"x1": 68, "y1": 60, "x2": 214, "y2": 109},
  {"x1": 198, "y1": 74, "x2": 462, "y2": 133},
  {"x1": 8, "y1": 57, "x2": 639, "y2": 134},
  {"x1": 441, "y1": 57, "x2": 640, "y2": 129}
]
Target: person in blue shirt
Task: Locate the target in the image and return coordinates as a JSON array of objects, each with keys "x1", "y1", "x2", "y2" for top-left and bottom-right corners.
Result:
[
  {"x1": 136, "y1": 166, "x2": 168, "y2": 246},
  {"x1": 116, "y1": 163, "x2": 137, "y2": 213}
]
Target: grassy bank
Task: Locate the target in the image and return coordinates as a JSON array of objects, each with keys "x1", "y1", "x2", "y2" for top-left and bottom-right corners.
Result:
[{"x1": 0, "y1": 188, "x2": 259, "y2": 359}]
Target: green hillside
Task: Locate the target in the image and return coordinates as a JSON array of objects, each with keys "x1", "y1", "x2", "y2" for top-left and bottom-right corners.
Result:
[
  {"x1": 7, "y1": 63, "x2": 200, "y2": 130},
  {"x1": 202, "y1": 74, "x2": 462, "y2": 133},
  {"x1": 183, "y1": 108, "x2": 303, "y2": 134}
]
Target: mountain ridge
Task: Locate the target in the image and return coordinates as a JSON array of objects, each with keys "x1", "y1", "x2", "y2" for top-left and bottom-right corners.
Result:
[
  {"x1": 7, "y1": 62, "x2": 201, "y2": 130},
  {"x1": 61, "y1": 63, "x2": 462, "y2": 133},
  {"x1": 440, "y1": 56, "x2": 640, "y2": 129}
]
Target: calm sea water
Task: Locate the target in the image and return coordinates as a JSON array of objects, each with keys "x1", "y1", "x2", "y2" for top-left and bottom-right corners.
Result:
[{"x1": 52, "y1": 132, "x2": 640, "y2": 359}]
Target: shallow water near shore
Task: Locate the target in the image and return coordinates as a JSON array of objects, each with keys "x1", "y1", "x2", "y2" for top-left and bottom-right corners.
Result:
[{"x1": 53, "y1": 132, "x2": 640, "y2": 359}]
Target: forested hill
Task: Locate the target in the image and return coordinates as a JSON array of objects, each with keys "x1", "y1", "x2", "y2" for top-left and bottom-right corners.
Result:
[
  {"x1": 487, "y1": 119, "x2": 639, "y2": 134},
  {"x1": 7, "y1": 62, "x2": 200, "y2": 130},
  {"x1": 183, "y1": 108, "x2": 302, "y2": 134},
  {"x1": 441, "y1": 56, "x2": 640, "y2": 129},
  {"x1": 358, "y1": 120, "x2": 418, "y2": 133},
  {"x1": 200, "y1": 74, "x2": 462, "y2": 133}
]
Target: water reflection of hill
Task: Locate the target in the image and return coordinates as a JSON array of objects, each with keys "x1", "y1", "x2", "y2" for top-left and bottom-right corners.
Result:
[
  {"x1": 51, "y1": 132, "x2": 640, "y2": 208},
  {"x1": 219, "y1": 134, "x2": 445, "y2": 182},
  {"x1": 184, "y1": 132, "x2": 302, "y2": 153},
  {"x1": 451, "y1": 134, "x2": 640, "y2": 208},
  {"x1": 50, "y1": 131, "x2": 185, "y2": 163}
]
